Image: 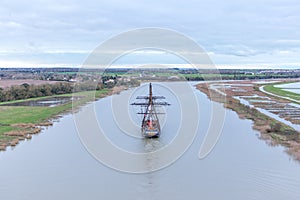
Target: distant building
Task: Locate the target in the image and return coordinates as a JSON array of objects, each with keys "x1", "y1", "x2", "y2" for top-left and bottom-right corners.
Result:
[{"x1": 104, "y1": 79, "x2": 115, "y2": 84}]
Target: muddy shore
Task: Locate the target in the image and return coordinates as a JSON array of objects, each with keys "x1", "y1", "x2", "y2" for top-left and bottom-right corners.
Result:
[{"x1": 196, "y1": 80, "x2": 300, "y2": 161}]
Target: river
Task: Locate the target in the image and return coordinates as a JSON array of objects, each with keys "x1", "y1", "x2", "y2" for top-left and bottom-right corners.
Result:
[{"x1": 0, "y1": 82, "x2": 300, "y2": 200}]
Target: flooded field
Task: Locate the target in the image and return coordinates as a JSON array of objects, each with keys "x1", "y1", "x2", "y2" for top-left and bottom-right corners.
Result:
[
  {"x1": 0, "y1": 96, "x2": 80, "y2": 107},
  {"x1": 275, "y1": 82, "x2": 300, "y2": 89},
  {"x1": 275, "y1": 82, "x2": 300, "y2": 95},
  {"x1": 209, "y1": 80, "x2": 300, "y2": 129}
]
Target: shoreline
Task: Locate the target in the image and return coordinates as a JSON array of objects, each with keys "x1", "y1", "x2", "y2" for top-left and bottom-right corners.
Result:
[
  {"x1": 196, "y1": 79, "x2": 300, "y2": 161},
  {"x1": 0, "y1": 85, "x2": 128, "y2": 152}
]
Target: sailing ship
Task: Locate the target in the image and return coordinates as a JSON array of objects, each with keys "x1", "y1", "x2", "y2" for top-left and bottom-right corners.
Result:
[{"x1": 131, "y1": 83, "x2": 170, "y2": 138}]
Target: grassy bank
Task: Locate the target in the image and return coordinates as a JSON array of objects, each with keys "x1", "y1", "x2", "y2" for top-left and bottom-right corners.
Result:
[
  {"x1": 263, "y1": 82, "x2": 300, "y2": 102},
  {"x1": 0, "y1": 89, "x2": 111, "y2": 150}
]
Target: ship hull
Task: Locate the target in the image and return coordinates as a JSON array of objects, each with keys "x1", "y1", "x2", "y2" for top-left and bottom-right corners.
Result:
[{"x1": 142, "y1": 129, "x2": 160, "y2": 138}]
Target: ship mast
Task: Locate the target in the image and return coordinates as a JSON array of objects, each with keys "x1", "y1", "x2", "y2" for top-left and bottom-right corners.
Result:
[
  {"x1": 130, "y1": 83, "x2": 170, "y2": 138},
  {"x1": 149, "y1": 83, "x2": 153, "y2": 105},
  {"x1": 144, "y1": 83, "x2": 153, "y2": 124}
]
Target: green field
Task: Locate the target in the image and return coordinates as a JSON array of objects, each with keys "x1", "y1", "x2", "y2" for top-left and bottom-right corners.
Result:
[
  {"x1": 263, "y1": 82, "x2": 300, "y2": 102},
  {"x1": 0, "y1": 89, "x2": 109, "y2": 137}
]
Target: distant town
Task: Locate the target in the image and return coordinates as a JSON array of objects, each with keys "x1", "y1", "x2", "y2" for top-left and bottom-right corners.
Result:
[{"x1": 0, "y1": 67, "x2": 300, "y2": 83}]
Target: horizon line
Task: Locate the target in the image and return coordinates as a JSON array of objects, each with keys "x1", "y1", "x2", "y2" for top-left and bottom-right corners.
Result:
[{"x1": 0, "y1": 63, "x2": 300, "y2": 69}]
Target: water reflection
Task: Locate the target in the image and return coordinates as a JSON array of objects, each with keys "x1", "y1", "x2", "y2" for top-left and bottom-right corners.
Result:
[
  {"x1": 143, "y1": 139, "x2": 161, "y2": 199},
  {"x1": 0, "y1": 82, "x2": 300, "y2": 200}
]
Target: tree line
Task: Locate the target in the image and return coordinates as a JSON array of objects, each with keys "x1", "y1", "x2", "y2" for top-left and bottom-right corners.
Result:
[{"x1": 0, "y1": 82, "x2": 103, "y2": 102}]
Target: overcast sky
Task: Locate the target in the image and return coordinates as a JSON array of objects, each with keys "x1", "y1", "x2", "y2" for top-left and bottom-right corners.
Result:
[{"x1": 0, "y1": 0, "x2": 300, "y2": 68}]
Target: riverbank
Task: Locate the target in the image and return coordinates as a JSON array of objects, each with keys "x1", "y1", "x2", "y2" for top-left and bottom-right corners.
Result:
[
  {"x1": 196, "y1": 79, "x2": 300, "y2": 161},
  {"x1": 0, "y1": 86, "x2": 127, "y2": 151},
  {"x1": 262, "y1": 82, "x2": 300, "y2": 103}
]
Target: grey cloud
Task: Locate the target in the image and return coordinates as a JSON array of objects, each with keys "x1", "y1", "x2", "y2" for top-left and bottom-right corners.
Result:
[{"x1": 0, "y1": 0, "x2": 300, "y2": 66}]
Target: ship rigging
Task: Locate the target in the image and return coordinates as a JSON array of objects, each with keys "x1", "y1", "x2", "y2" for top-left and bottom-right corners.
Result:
[{"x1": 131, "y1": 83, "x2": 170, "y2": 138}]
